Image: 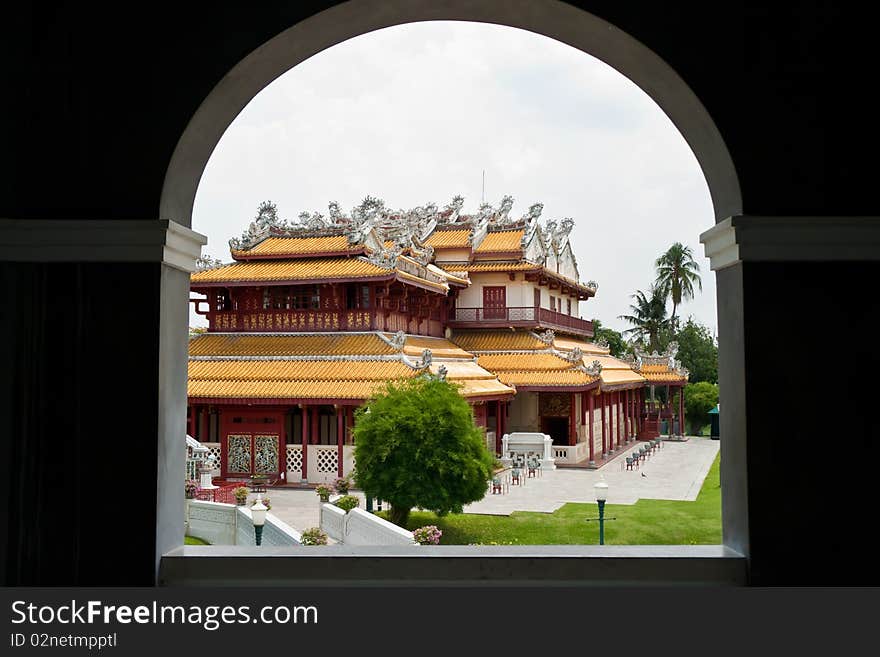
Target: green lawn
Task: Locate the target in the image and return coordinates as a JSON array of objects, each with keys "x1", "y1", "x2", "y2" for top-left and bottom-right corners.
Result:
[
  {"x1": 184, "y1": 535, "x2": 210, "y2": 545},
  {"x1": 393, "y1": 453, "x2": 721, "y2": 545}
]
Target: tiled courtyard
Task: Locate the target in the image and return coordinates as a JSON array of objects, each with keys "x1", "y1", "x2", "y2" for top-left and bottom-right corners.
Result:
[{"x1": 264, "y1": 437, "x2": 719, "y2": 532}]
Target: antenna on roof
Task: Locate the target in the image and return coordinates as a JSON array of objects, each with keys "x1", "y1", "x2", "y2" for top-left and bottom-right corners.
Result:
[{"x1": 481, "y1": 170, "x2": 485, "y2": 205}]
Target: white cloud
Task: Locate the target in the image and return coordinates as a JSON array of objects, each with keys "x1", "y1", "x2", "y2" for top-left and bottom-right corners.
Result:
[{"x1": 193, "y1": 21, "x2": 717, "y2": 336}]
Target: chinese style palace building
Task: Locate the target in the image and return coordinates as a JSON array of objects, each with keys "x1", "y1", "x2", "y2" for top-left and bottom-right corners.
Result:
[{"x1": 187, "y1": 196, "x2": 689, "y2": 484}]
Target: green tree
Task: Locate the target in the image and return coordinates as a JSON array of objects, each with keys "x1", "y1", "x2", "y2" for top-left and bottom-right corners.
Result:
[
  {"x1": 618, "y1": 286, "x2": 669, "y2": 352},
  {"x1": 675, "y1": 317, "x2": 718, "y2": 383},
  {"x1": 590, "y1": 319, "x2": 628, "y2": 357},
  {"x1": 352, "y1": 375, "x2": 494, "y2": 527},
  {"x1": 678, "y1": 382, "x2": 719, "y2": 435},
  {"x1": 655, "y1": 242, "x2": 703, "y2": 329}
]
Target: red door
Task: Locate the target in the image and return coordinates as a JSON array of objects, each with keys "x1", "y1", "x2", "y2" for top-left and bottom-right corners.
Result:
[{"x1": 483, "y1": 286, "x2": 506, "y2": 319}]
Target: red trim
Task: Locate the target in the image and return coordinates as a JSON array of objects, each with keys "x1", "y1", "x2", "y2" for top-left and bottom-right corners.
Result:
[{"x1": 509, "y1": 381, "x2": 600, "y2": 393}]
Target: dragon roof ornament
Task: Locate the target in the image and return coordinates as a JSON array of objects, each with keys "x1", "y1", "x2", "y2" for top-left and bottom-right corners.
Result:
[
  {"x1": 387, "y1": 330, "x2": 406, "y2": 351},
  {"x1": 584, "y1": 359, "x2": 603, "y2": 377},
  {"x1": 535, "y1": 329, "x2": 555, "y2": 345},
  {"x1": 559, "y1": 346, "x2": 584, "y2": 364}
]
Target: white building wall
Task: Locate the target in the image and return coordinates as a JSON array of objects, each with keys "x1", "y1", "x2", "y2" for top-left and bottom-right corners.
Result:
[
  {"x1": 434, "y1": 248, "x2": 471, "y2": 263},
  {"x1": 457, "y1": 272, "x2": 580, "y2": 316}
]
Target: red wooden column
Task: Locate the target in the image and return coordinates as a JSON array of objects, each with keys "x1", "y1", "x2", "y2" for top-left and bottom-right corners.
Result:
[
  {"x1": 588, "y1": 391, "x2": 595, "y2": 464},
  {"x1": 495, "y1": 400, "x2": 504, "y2": 454},
  {"x1": 311, "y1": 406, "x2": 319, "y2": 443},
  {"x1": 600, "y1": 392, "x2": 607, "y2": 456},
  {"x1": 624, "y1": 389, "x2": 631, "y2": 442},
  {"x1": 187, "y1": 407, "x2": 195, "y2": 439},
  {"x1": 336, "y1": 405, "x2": 344, "y2": 477},
  {"x1": 300, "y1": 404, "x2": 309, "y2": 481},
  {"x1": 568, "y1": 393, "x2": 577, "y2": 446},
  {"x1": 616, "y1": 391, "x2": 623, "y2": 448},
  {"x1": 346, "y1": 406, "x2": 354, "y2": 443},
  {"x1": 199, "y1": 406, "x2": 208, "y2": 442}
]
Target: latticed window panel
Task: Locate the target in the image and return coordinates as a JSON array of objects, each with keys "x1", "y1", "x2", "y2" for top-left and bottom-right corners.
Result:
[
  {"x1": 315, "y1": 447, "x2": 338, "y2": 474},
  {"x1": 206, "y1": 445, "x2": 222, "y2": 472},
  {"x1": 286, "y1": 445, "x2": 302, "y2": 473}
]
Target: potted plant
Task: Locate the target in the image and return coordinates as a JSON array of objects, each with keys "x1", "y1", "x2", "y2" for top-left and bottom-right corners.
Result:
[
  {"x1": 233, "y1": 486, "x2": 249, "y2": 506},
  {"x1": 333, "y1": 476, "x2": 351, "y2": 495},
  {"x1": 300, "y1": 527, "x2": 328, "y2": 546},
  {"x1": 184, "y1": 479, "x2": 198, "y2": 500},
  {"x1": 315, "y1": 484, "x2": 332, "y2": 503},
  {"x1": 333, "y1": 494, "x2": 359, "y2": 513},
  {"x1": 412, "y1": 525, "x2": 442, "y2": 545}
]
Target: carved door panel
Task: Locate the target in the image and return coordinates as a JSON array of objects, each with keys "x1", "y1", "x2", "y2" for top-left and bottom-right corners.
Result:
[
  {"x1": 224, "y1": 433, "x2": 281, "y2": 476},
  {"x1": 483, "y1": 286, "x2": 506, "y2": 319}
]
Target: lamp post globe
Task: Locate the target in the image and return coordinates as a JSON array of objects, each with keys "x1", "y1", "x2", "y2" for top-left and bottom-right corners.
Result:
[{"x1": 251, "y1": 497, "x2": 268, "y2": 546}]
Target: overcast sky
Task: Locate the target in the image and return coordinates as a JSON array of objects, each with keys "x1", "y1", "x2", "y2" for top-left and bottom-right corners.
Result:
[{"x1": 192, "y1": 21, "x2": 717, "y2": 336}]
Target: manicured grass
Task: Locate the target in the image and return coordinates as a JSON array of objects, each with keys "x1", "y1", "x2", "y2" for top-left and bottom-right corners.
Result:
[
  {"x1": 184, "y1": 535, "x2": 210, "y2": 545},
  {"x1": 393, "y1": 453, "x2": 721, "y2": 545}
]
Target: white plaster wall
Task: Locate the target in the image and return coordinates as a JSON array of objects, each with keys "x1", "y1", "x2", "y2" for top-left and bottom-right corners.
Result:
[
  {"x1": 235, "y1": 507, "x2": 301, "y2": 546},
  {"x1": 434, "y1": 248, "x2": 471, "y2": 262},
  {"x1": 320, "y1": 503, "x2": 347, "y2": 543},
  {"x1": 457, "y1": 272, "x2": 532, "y2": 308},
  {"x1": 345, "y1": 508, "x2": 417, "y2": 546},
  {"x1": 187, "y1": 500, "x2": 237, "y2": 545}
]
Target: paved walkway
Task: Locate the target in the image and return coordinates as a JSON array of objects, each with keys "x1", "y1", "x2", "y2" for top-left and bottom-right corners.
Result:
[{"x1": 263, "y1": 437, "x2": 719, "y2": 531}]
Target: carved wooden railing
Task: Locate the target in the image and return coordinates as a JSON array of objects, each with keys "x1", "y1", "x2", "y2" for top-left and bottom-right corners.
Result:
[{"x1": 450, "y1": 306, "x2": 593, "y2": 335}]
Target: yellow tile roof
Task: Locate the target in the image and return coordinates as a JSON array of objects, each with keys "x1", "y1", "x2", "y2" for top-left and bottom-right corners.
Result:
[
  {"x1": 189, "y1": 359, "x2": 415, "y2": 381},
  {"x1": 599, "y1": 369, "x2": 647, "y2": 386},
  {"x1": 477, "y1": 353, "x2": 574, "y2": 371},
  {"x1": 638, "y1": 364, "x2": 688, "y2": 383},
  {"x1": 424, "y1": 229, "x2": 472, "y2": 249},
  {"x1": 455, "y1": 378, "x2": 517, "y2": 397},
  {"x1": 451, "y1": 330, "x2": 546, "y2": 352},
  {"x1": 427, "y1": 264, "x2": 470, "y2": 286},
  {"x1": 231, "y1": 236, "x2": 360, "y2": 258},
  {"x1": 189, "y1": 333, "x2": 396, "y2": 357},
  {"x1": 553, "y1": 337, "x2": 610, "y2": 355},
  {"x1": 191, "y1": 257, "x2": 392, "y2": 284},
  {"x1": 188, "y1": 378, "x2": 392, "y2": 400},
  {"x1": 475, "y1": 230, "x2": 524, "y2": 253},
  {"x1": 400, "y1": 335, "x2": 474, "y2": 359},
  {"x1": 441, "y1": 262, "x2": 539, "y2": 273},
  {"x1": 428, "y1": 361, "x2": 495, "y2": 380},
  {"x1": 497, "y1": 370, "x2": 598, "y2": 387}
]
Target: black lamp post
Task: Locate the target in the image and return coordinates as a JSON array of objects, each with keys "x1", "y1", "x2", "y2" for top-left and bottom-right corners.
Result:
[{"x1": 594, "y1": 480, "x2": 608, "y2": 545}]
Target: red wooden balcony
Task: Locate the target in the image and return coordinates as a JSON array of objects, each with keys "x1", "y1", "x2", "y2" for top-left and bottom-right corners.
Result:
[{"x1": 448, "y1": 306, "x2": 594, "y2": 337}]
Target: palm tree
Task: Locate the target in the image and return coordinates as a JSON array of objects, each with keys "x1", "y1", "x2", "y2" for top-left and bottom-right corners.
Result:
[
  {"x1": 618, "y1": 286, "x2": 669, "y2": 352},
  {"x1": 654, "y1": 242, "x2": 703, "y2": 329}
]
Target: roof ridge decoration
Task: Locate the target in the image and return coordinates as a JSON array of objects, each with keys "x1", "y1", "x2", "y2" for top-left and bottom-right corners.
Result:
[
  {"x1": 380, "y1": 330, "x2": 407, "y2": 351},
  {"x1": 534, "y1": 329, "x2": 555, "y2": 345},
  {"x1": 195, "y1": 255, "x2": 224, "y2": 271},
  {"x1": 558, "y1": 346, "x2": 584, "y2": 364},
  {"x1": 583, "y1": 359, "x2": 603, "y2": 377},
  {"x1": 401, "y1": 348, "x2": 432, "y2": 371},
  {"x1": 621, "y1": 352, "x2": 642, "y2": 371}
]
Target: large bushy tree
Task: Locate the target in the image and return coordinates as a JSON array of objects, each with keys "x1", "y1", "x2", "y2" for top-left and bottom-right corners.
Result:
[
  {"x1": 675, "y1": 317, "x2": 718, "y2": 383},
  {"x1": 590, "y1": 319, "x2": 628, "y2": 358},
  {"x1": 654, "y1": 242, "x2": 703, "y2": 329},
  {"x1": 352, "y1": 375, "x2": 494, "y2": 527},
  {"x1": 679, "y1": 382, "x2": 719, "y2": 435},
  {"x1": 618, "y1": 286, "x2": 669, "y2": 352}
]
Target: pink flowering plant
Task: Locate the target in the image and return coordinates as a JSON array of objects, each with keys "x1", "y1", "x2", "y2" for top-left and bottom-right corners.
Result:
[
  {"x1": 412, "y1": 525, "x2": 442, "y2": 545},
  {"x1": 185, "y1": 479, "x2": 198, "y2": 499}
]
